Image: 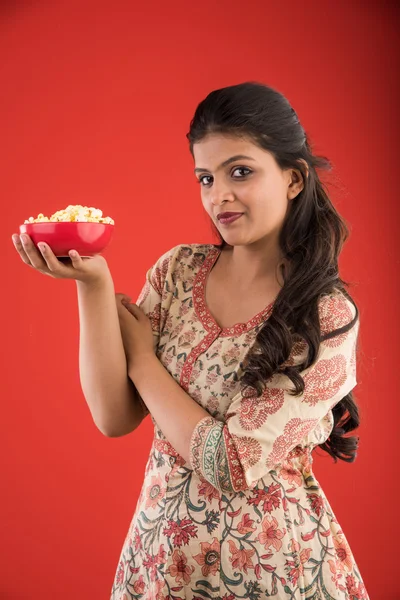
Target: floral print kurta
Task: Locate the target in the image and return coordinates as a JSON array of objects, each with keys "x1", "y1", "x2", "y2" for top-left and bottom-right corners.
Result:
[{"x1": 110, "y1": 243, "x2": 369, "y2": 600}]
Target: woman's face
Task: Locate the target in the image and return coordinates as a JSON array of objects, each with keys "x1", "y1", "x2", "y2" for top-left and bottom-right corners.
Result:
[{"x1": 193, "y1": 133, "x2": 304, "y2": 248}]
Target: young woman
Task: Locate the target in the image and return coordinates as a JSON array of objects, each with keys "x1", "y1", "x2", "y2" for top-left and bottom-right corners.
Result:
[{"x1": 12, "y1": 82, "x2": 369, "y2": 600}]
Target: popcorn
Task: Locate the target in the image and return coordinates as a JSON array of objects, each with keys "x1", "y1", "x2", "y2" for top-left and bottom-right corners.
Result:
[{"x1": 24, "y1": 204, "x2": 114, "y2": 225}]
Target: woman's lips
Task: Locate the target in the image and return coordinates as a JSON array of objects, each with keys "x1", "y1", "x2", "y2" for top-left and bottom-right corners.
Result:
[{"x1": 217, "y1": 213, "x2": 243, "y2": 225}]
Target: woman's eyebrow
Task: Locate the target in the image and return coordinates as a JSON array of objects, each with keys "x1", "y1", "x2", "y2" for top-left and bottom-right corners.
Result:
[{"x1": 194, "y1": 154, "x2": 256, "y2": 174}]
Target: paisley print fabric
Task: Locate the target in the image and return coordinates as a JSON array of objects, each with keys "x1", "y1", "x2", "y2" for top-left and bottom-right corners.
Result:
[{"x1": 110, "y1": 243, "x2": 368, "y2": 600}]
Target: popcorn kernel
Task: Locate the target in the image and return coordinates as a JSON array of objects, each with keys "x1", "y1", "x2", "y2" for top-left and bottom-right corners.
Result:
[{"x1": 24, "y1": 204, "x2": 114, "y2": 225}]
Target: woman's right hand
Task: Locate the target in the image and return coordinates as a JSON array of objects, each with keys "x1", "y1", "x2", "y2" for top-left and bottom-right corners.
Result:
[{"x1": 11, "y1": 233, "x2": 111, "y2": 285}]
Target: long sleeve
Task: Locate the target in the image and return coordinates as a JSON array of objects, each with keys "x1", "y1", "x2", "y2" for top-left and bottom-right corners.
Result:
[{"x1": 189, "y1": 292, "x2": 359, "y2": 493}]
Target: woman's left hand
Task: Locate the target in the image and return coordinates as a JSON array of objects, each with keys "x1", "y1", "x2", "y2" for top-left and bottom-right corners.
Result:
[{"x1": 115, "y1": 293, "x2": 156, "y2": 373}]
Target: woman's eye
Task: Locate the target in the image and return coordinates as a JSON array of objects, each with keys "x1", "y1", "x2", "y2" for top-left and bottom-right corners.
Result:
[
  {"x1": 197, "y1": 167, "x2": 252, "y2": 187},
  {"x1": 198, "y1": 175, "x2": 213, "y2": 186},
  {"x1": 232, "y1": 167, "x2": 252, "y2": 178}
]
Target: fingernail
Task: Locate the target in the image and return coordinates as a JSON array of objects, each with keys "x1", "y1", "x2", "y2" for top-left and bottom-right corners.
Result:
[
  {"x1": 12, "y1": 235, "x2": 19, "y2": 244},
  {"x1": 21, "y1": 234, "x2": 28, "y2": 243},
  {"x1": 39, "y1": 244, "x2": 46, "y2": 253}
]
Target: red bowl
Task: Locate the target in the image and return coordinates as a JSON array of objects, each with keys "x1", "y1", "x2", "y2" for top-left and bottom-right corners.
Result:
[{"x1": 19, "y1": 222, "x2": 114, "y2": 257}]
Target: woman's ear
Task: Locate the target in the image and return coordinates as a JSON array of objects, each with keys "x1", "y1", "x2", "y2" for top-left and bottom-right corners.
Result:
[{"x1": 288, "y1": 159, "x2": 309, "y2": 200}]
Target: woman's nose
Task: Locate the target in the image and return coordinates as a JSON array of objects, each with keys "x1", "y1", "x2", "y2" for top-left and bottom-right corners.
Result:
[{"x1": 210, "y1": 181, "x2": 234, "y2": 206}]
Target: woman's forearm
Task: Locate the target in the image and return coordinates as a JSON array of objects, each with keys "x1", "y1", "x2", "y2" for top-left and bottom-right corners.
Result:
[
  {"x1": 76, "y1": 275, "x2": 144, "y2": 436},
  {"x1": 128, "y1": 355, "x2": 209, "y2": 462}
]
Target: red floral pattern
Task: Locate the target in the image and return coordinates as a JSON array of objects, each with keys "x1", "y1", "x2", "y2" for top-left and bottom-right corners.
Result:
[
  {"x1": 110, "y1": 243, "x2": 368, "y2": 600},
  {"x1": 237, "y1": 386, "x2": 285, "y2": 430}
]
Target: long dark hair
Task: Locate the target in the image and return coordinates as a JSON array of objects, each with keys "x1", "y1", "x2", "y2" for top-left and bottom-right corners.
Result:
[{"x1": 186, "y1": 81, "x2": 362, "y2": 464}]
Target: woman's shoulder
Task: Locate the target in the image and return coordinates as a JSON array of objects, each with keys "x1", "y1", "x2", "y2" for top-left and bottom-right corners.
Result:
[
  {"x1": 318, "y1": 288, "x2": 359, "y2": 335},
  {"x1": 149, "y1": 243, "x2": 218, "y2": 282}
]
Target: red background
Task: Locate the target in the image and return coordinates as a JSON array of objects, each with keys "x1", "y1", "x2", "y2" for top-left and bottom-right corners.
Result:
[{"x1": 1, "y1": 1, "x2": 398, "y2": 599}]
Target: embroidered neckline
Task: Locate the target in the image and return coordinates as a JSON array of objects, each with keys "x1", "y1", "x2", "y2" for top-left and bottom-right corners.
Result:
[{"x1": 193, "y1": 245, "x2": 275, "y2": 338}]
